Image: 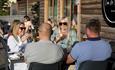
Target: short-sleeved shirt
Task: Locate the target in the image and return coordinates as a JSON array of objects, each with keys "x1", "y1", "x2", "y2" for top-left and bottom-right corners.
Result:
[
  {"x1": 24, "y1": 40, "x2": 63, "y2": 64},
  {"x1": 70, "y1": 38, "x2": 112, "y2": 70}
]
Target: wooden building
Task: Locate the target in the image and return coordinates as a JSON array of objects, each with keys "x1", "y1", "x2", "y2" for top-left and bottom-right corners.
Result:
[
  {"x1": 16, "y1": 0, "x2": 115, "y2": 42},
  {"x1": 37, "y1": 0, "x2": 77, "y2": 23},
  {"x1": 17, "y1": 0, "x2": 37, "y2": 15},
  {"x1": 36, "y1": 0, "x2": 115, "y2": 42},
  {"x1": 81, "y1": 0, "x2": 115, "y2": 42},
  {"x1": 17, "y1": 0, "x2": 77, "y2": 23}
]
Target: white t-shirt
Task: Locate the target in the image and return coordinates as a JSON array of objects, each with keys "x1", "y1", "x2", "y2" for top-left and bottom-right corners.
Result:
[{"x1": 7, "y1": 35, "x2": 22, "y2": 53}]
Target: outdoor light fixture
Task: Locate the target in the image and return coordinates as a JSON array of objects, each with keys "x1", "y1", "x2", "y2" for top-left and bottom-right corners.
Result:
[{"x1": 102, "y1": 0, "x2": 115, "y2": 27}]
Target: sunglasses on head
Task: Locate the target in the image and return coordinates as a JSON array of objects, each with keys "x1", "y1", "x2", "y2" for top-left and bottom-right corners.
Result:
[
  {"x1": 19, "y1": 27, "x2": 26, "y2": 30},
  {"x1": 59, "y1": 22, "x2": 67, "y2": 26}
]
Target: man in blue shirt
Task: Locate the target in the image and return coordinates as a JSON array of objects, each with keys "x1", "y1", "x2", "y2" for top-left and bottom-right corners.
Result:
[{"x1": 66, "y1": 18, "x2": 112, "y2": 70}]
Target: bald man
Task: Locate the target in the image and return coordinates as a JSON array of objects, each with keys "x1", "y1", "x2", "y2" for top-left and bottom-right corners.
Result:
[{"x1": 24, "y1": 23, "x2": 63, "y2": 65}]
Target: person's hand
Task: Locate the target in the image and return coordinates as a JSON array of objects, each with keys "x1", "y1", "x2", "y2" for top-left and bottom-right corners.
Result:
[
  {"x1": 55, "y1": 33, "x2": 66, "y2": 43},
  {"x1": 21, "y1": 33, "x2": 31, "y2": 42}
]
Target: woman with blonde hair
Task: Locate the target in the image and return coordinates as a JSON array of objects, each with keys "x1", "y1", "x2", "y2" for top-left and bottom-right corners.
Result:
[
  {"x1": 7, "y1": 20, "x2": 23, "y2": 54},
  {"x1": 52, "y1": 17, "x2": 78, "y2": 50},
  {"x1": 51, "y1": 17, "x2": 78, "y2": 70}
]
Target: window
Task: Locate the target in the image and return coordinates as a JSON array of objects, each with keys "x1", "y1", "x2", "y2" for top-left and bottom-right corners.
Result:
[
  {"x1": 64, "y1": 0, "x2": 71, "y2": 17},
  {"x1": 64, "y1": 0, "x2": 71, "y2": 19},
  {"x1": 72, "y1": 0, "x2": 77, "y2": 20},
  {"x1": 48, "y1": 0, "x2": 57, "y2": 19},
  {"x1": 54, "y1": 0, "x2": 57, "y2": 17},
  {"x1": 63, "y1": 0, "x2": 77, "y2": 20}
]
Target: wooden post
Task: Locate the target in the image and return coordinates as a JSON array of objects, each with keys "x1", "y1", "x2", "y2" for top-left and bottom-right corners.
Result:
[
  {"x1": 60, "y1": 0, "x2": 64, "y2": 19},
  {"x1": 77, "y1": 0, "x2": 81, "y2": 41},
  {"x1": 70, "y1": 0, "x2": 72, "y2": 21},
  {"x1": 44, "y1": 0, "x2": 49, "y2": 22}
]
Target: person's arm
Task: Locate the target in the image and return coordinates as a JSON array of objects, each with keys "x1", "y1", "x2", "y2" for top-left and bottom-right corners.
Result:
[
  {"x1": 21, "y1": 33, "x2": 32, "y2": 43},
  {"x1": 30, "y1": 22, "x2": 34, "y2": 29},
  {"x1": 25, "y1": 23, "x2": 29, "y2": 33},
  {"x1": 25, "y1": 21, "x2": 31, "y2": 32},
  {"x1": 54, "y1": 35, "x2": 63, "y2": 43},
  {"x1": 66, "y1": 43, "x2": 80, "y2": 64},
  {"x1": 54, "y1": 33, "x2": 66, "y2": 44},
  {"x1": 66, "y1": 54, "x2": 75, "y2": 64}
]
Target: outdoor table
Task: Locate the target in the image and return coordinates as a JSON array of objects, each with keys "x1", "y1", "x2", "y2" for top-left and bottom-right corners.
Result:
[{"x1": 9, "y1": 54, "x2": 27, "y2": 70}]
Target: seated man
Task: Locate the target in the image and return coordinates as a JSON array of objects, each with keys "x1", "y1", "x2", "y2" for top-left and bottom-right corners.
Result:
[
  {"x1": 24, "y1": 23, "x2": 63, "y2": 67},
  {"x1": 66, "y1": 18, "x2": 112, "y2": 70}
]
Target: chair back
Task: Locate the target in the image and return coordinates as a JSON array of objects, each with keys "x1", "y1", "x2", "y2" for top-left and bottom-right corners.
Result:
[
  {"x1": 29, "y1": 62, "x2": 61, "y2": 70},
  {"x1": 78, "y1": 60, "x2": 108, "y2": 70}
]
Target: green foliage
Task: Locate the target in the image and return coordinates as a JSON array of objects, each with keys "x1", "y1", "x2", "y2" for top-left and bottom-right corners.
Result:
[
  {"x1": 31, "y1": 2, "x2": 40, "y2": 17},
  {"x1": 0, "y1": 10, "x2": 9, "y2": 16},
  {"x1": 31, "y1": 2, "x2": 40, "y2": 24},
  {"x1": 0, "y1": 0, "x2": 9, "y2": 16},
  {"x1": 0, "y1": 0, "x2": 8, "y2": 7}
]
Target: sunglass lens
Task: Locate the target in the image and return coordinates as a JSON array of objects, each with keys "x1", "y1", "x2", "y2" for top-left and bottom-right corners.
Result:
[
  {"x1": 59, "y1": 23, "x2": 62, "y2": 26},
  {"x1": 63, "y1": 22, "x2": 67, "y2": 25},
  {"x1": 59, "y1": 22, "x2": 67, "y2": 26}
]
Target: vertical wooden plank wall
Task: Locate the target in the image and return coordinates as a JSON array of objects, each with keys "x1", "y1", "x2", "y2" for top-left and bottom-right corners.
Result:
[
  {"x1": 44, "y1": 0, "x2": 48, "y2": 22},
  {"x1": 81, "y1": 0, "x2": 115, "y2": 41},
  {"x1": 17, "y1": 0, "x2": 26, "y2": 15}
]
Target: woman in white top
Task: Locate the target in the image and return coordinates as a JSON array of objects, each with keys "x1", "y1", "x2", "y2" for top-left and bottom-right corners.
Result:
[{"x1": 7, "y1": 20, "x2": 23, "y2": 53}]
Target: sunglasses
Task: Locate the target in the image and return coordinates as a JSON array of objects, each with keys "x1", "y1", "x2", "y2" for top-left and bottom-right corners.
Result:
[
  {"x1": 19, "y1": 27, "x2": 26, "y2": 30},
  {"x1": 59, "y1": 22, "x2": 67, "y2": 26}
]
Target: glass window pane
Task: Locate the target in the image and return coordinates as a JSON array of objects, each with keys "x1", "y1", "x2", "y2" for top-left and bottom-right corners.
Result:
[
  {"x1": 54, "y1": 0, "x2": 57, "y2": 17},
  {"x1": 48, "y1": 0, "x2": 53, "y2": 17},
  {"x1": 64, "y1": 0, "x2": 71, "y2": 17}
]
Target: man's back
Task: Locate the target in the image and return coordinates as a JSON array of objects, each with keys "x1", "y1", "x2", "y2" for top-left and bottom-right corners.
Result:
[
  {"x1": 70, "y1": 39, "x2": 112, "y2": 70},
  {"x1": 24, "y1": 40, "x2": 63, "y2": 64},
  {"x1": 66, "y1": 18, "x2": 112, "y2": 70}
]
